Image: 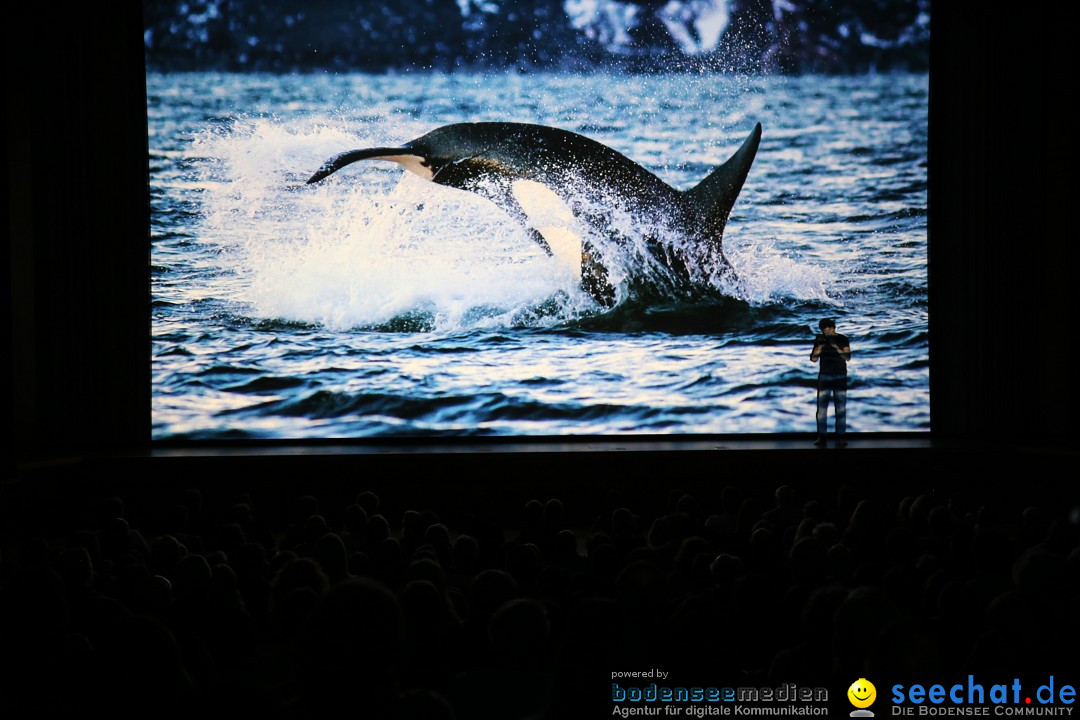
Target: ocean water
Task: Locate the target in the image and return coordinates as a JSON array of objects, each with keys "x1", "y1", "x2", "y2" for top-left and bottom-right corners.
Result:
[{"x1": 149, "y1": 70, "x2": 928, "y2": 439}]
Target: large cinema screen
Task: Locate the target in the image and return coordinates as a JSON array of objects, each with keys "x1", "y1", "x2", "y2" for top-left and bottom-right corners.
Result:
[{"x1": 147, "y1": 1, "x2": 930, "y2": 440}]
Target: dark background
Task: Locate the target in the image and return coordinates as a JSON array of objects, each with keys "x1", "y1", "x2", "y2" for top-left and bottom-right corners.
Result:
[{"x1": 3, "y1": 1, "x2": 1074, "y2": 716}]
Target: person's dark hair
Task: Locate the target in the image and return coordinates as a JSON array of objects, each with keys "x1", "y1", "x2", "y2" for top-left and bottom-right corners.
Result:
[{"x1": 818, "y1": 318, "x2": 836, "y2": 331}]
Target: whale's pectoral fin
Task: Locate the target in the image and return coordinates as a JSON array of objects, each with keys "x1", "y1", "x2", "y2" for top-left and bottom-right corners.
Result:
[
  {"x1": 432, "y1": 163, "x2": 554, "y2": 256},
  {"x1": 509, "y1": 180, "x2": 617, "y2": 307},
  {"x1": 684, "y1": 123, "x2": 762, "y2": 243},
  {"x1": 524, "y1": 228, "x2": 554, "y2": 256}
]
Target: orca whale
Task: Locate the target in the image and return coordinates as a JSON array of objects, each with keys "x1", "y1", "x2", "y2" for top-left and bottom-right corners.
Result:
[{"x1": 307, "y1": 121, "x2": 762, "y2": 307}]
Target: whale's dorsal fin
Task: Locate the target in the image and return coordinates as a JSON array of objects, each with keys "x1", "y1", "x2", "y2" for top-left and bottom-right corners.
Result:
[{"x1": 683, "y1": 123, "x2": 762, "y2": 243}]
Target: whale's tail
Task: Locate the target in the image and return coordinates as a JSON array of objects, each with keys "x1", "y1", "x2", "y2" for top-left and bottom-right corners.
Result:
[
  {"x1": 307, "y1": 147, "x2": 420, "y2": 184},
  {"x1": 683, "y1": 123, "x2": 762, "y2": 245}
]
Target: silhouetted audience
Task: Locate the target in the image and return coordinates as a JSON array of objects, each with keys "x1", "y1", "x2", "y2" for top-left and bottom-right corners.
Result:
[{"x1": 2, "y1": 477, "x2": 1077, "y2": 718}]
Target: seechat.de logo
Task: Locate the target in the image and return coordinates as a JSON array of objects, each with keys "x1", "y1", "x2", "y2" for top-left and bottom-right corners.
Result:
[
  {"x1": 890, "y1": 675, "x2": 1076, "y2": 715},
  {"x1": 849, "y1": 678, "x2": 877, "y2": 717}
]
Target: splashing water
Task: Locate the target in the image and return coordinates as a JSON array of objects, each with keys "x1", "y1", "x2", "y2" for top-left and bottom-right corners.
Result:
[{"x1": 190, "y1": 115, "x2": 830, "y2": 333}]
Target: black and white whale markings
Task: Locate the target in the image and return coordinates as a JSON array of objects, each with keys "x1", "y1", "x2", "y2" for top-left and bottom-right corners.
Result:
[{"x1": 307, "y1": 121, "x2": 762, "y2": 307}]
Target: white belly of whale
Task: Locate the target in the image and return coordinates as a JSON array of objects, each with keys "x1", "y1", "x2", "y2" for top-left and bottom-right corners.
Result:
[{"x1": 512, "y1": 180, "x2": 582, "y2": 282}]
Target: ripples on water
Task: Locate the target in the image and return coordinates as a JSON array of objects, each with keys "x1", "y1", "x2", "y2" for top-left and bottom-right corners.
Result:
[{"x1": 150, "y1": 71, "x2": 929, "y2": 439}]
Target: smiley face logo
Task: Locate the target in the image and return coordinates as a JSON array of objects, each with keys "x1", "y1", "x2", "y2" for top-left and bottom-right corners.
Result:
[{"x1": 848, "y1": 678, "x2": 877, "y2": 709}]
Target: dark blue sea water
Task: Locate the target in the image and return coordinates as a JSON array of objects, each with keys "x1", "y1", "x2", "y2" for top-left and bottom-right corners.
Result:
[{"x1": 149, "y1": 71, "x2": 928, "y2": 439}]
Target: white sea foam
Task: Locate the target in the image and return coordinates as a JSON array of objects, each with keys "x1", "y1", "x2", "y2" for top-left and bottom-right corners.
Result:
[
  {"x1": 725, "y1": 234, "x2": 833, "y2": 305},
  {"x1": 191, "y1": 119, "x2": 584, "y2": 331}
]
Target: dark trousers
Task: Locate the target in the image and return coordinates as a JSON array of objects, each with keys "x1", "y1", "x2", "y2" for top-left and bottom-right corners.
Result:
[{"x1": 816, "y1": 375, "x2": 847, "y2": 437}]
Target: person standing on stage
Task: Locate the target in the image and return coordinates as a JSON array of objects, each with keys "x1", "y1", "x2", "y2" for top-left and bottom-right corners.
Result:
[{"x1": 811, "y1": 318, "x2": 851, "y2": 447}]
